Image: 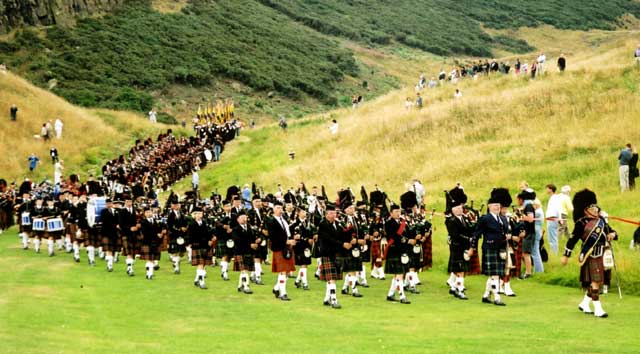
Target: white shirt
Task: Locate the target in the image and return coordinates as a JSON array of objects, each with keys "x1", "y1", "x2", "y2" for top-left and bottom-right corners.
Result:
[
  {"x1": 546, "y1": 193, "x2": 562, "y2": 218},
  {"x1": 54, "y1": 119, "x2": 63, "y2": 131},
  {"x1": 329, "y1": 123, "x2": 339, "y2": 135},
  {"x1": 537, "y1": 54, "x2": 546, "y2": 64}
]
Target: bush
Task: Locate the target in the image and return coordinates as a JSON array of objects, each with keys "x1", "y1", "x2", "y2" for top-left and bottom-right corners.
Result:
[{"x1": 156, "y1": 112, "x2": 178, "y2": 125}]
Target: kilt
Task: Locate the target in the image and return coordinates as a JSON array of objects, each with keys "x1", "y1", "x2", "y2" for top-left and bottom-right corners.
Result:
[
  {"x1": 19, "y1": 224, "x2": 32, "y2": 233},
  {"x1": 101, "y1": 235, "x2": 121, "y2": 252},
  {"x1": 33, "y1": 231, "x2": 46, "y2": 239},
  {"x1": 521, "y1": 233, "x2": 535, "y2": 253},
  {"x1": 271, "y1": 250, "x2": 295, "y2": 273},
  {"x1": 467, "y1": 251, "x2": 481, "y2": 275},
  {"x1": 294, "y1": 245, "x2": 312, "y2": 266},
  {"x1": 408, "y1": 251, "x2": 422, "y2": 270},
  {"x1": 422, "y1": 237, "x2": 433, "y2": 269},
  {"x1": 338, "y1": 255, "x2": 362, "y2": 273},
  {"x1": 361, "y1": 241, "x2": 372, "y2": 263},
  {"x1": 319, "y1": 257, "x2": 342, "y2": 281},
  {"x1": 46, "y1": 230, "x2": 63, "y2": 240},
  {"x1": 86, "y1": 228, "x2": 100, "y2": 246},
  {"x1": 64, "y1": 221, "x2": 73, "y2": 236},
  {"x1": 140, "y1": 243, "x2": 161, "y2": 261},
  {"x1": 168, "y1": 241, "x2": 187, "y2": 255},
  {"x1": 447, "y1": 245, "x2": 470, "y2": 273},
  {"x1": 256, "y1": 244, "x2": 268, "y2": 260},
  {"x1": 481, "y1": 248, "x2": 506, "y2": 277},
  {"x1": 191, "y1": 247, "x2": 213, "y2": 266},
  {"x1": 233, "y1": 254, "x2": 255, "y2": 272},
  {"x1": 121, "y1": 236, "x2": 141, "y2": 257},
  {"x1": 371, "y1": 239, "x2": 382, "y2": 265},
  {"x1": 385, "y1": 256, "x2": 409, "y2": 275},
  {"x1": 580, "y1": 256, "x2": 605, "y2": 286},
  {"x1": 216, "y1": 241, "x2": 234, "y2": 258}
]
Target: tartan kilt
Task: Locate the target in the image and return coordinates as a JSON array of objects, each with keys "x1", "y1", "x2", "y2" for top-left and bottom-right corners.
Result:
[
  {"x1": 408, "y1": 250, "x2": 422, "y2": 269},
  {"x1": 385, "y1": 257, "x2": 409, "y2": 275},
  {"x1": 467, "y1": 251, "x2": 481, "y2": 275},
  {"x1": 319, "y1": 257, "x2": 342, "y2": 281},
  {"x1": 140, "y1": 243, "x2": 161, "y2": 261},
  {"x1": 361, "y1": 242, "x2": 372, "y2": 263},
  {"x1": 481, "y1": 248, "x2": 506, "y2": 277},
  {"x1": 338, "y1": 255, "x2": 362, "y2": 273},
  {"x1": 121, "y1": 236, "x2": 141, "y2": 257},
  {"x1": 580, "y1": 256, "x2": 605, "y2": 285},
  {"x1": 191, "y1": 247, "x2": 213, "y2": 266},
  {"x1": 271, "y1": 250, "x2": 295, "y2": 273},
  {"x1": 33, "y1": 231, "x2": 46, "y2": 239},
  {"x1": 64, "y1": 221, "x2": 73, "y2": 236},
  {"x1": 371, "y1": 240, "x2": 382, "y2": 261},
  {"x1": 422, "y1": 237, "x2": 433, "y2": 269},
  {"x1": 255, "y1": 244, "x2": 268, "y2": 260},
  {"x1": 233, "y1": 254, "x2": 255, "y2": 272},
  {"x1": 85, "y1": 228, "x2": 100, "y2": 246},
  {"x1": 294, "y1": 245, "x2": 312, "y2": 266},
  {"x1": 168, "y1": 241, "x2": 187, "y2": 255},
  {"x1": 19, "y1": 224, "x2": 32, "y2": 233},
  {"x1": 46, "y1": 231, "x2": 63, "y2": 240},
  {"x1": 216, "y1": 241, "x2": 234, "y2": 258},
  {"x1": 67, "y1": 224, "x2": 78, "y2": 242},
  {"x1": 447, "y1": 244, "x2": 470, "y2": 273},
  {"x1": 101, "y1": 235, "x2": 120, "y2": 252}
]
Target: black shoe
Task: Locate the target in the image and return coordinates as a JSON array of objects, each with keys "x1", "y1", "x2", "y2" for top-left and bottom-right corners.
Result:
[
  {"x1": 352, "y1": 292, "x2": 363, "y2": 298},
  {"x1": 303, "y1": 285, "x2": 310, "y2": 290},
  {"x1": 494, "y1": 300, "x2": 506, "y2": 306},
  {"x1": 314, "y1": 273, "x2": 320, "y2": 279},
  {"x1": 482, "y1": 297, "x2": 492, "y2": 304},
  {"x1": 194, "y1": 281, "x2": 199, "y2": 287},
  {"x1": 127, "y1": 270, "x2": 135, "y2": 277},
  {"x1": 295, "y1": 281, "x2": 301, "y2": 289},
  {"x1": 74, "y1": 257, "x2": 80, "y2": 263},
  {"x1": 199, "y1": 283, "x2": 207, "y2": 290},
  {"x1": 237, "y1": 287, "x2": 243, "y2": 292},
  {"x1": 380, "y1": 277, "x2": 386, "y2": 280},
  {"x1": 457, "y1": 291, "x2": 468, "y2": 300},
  {"x1": 255, "y1": 279, "x2": 264, "y2": 285},
  {"x1": 264, "y1": 260, "x2": 270, "y2": 265},
  {"x1": 49, "y1": 252, "x2": 55, "y2": 257},
  {"x1": 520, "y1": 274, "x2": 532, "y2": 280},
  {"x1": 243, "y1": 288, "x2": 253, "y2": 294},
  {"x1": 107, "y1": 267, "x2": 113, "y2": 272},
  {"x1": 360, "y1": 283, "x2": 370, "y2": 288},
  {"x1": 153, "y1": 265, "x2": 160, "y2": 271},
  {"x1": 409, "y1": 286, "x2": 420, "y2": 294},
  {"x1": 449, "y1": 289, "x2": 457, "y2": 296},
  {"x1": 386, "y1": 296, "x2": 398, "y2": 302},
  {"x1": 23, "y1": 246, "x2": 28, "y2": 250},
  {"x1": 506, "y1": 293, "x2": 517, "y2": 297},
  {"x1": 272, "y1": 289, "x2": 280, "y2": 298},
  {"x1": 331, "y1": 302, "x2": 342, "y2": 309},
  {"x1": 174, "y1": 269, "x2": 180, "y2": 275},
  {"x1": 323, "y1": 300, "x2": 331, "y2": 306},
  {"x1": 146, "y1": 275, "x2": 153, "y2": 280},
  {"x1": 341, "y1": 289, "x2": 349, "y2": 295},
  {"x1": 279, "y1": 294, "x2": 291, "y2": 301},
  {"x1": 400, "y1": 298, "x2": 411, "y2": 304}
]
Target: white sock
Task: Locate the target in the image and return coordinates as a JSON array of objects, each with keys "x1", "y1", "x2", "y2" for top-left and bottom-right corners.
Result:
[
  {"x1": 456, "y1": 277, "x2": 465, "y2": 292},
  {"x1": 255, "y1": 262, "x2": 262, "y2": 279},
  {"x1": 87, "y1": 246, "x2": 95, "y2": 263},
  {"x1": 324, "y1": 283, "x2": 331, "y2": 302},
  {"x1": 329, "y1": 283, "x2": 337, "y2": 303},
  {"x1": 22, "y1": 233, "x2": 29, "y2": 247},
  {"x1": 388, "y1": 278, "x2": 396, "y2": 297},
  {"x1": 378, "y1": 268, "x2": 385, "y2": 279},
  {"x1": 415, "y1": 272, "x2": 421, "y2": 284},
  {"x1": 491, "y1": 279, "x2": 501, "y2": 301},
  {"x1": 278, "y1": 274, "x2": 287, "y2": 296},
  {"x1": 360, "y1": 265, "x2": 368, "y2": 284},
  {"x1": 406, "y1": 272, "x2": 414, "y2": 287},
  {"x1": 398, "y1": 278, "x2": 407, "y2": 300},
  {"x1": 174, "y1": 256, "x2": 181, "y2": 270},
  {"x1": 483, "y1": 278, "x2": 492, "y2": 298},
  {"x1": 221, "y1": 261, "x2": 229, "y2": 275},
  {"x1": 146, "y1": 261, "x2": 154, "y2": 277},
  {"x1": 106, "y1": 255, "x2": 113, "y2": 269},
  {"x1": 126, "y1": 258, "x2": 134, "y2": 271},
  {"x1": 65, "y1": 237, "x2": 72, "y2": 252},
  {"x1": 301, "y1": 269, "x2": 308, "y2": 286},
  {"x1": 296, "y1": 269, "x2": 302, "y2": 283},
  {"x1": 56, "y1": 238, "x2": 63, "y2": 250},
  {"x1": 342, "y1": 275, "x2": 350, "y2": 290},
  {"x1": 187, "y1": 247, "x2": 192, "y2": 262},
  {"x1": 47, "y1": 239, "x2": 54, "y2": 254},
  {"x1": 448, "y1": 272, "x2": 456, "y2": 285},
  {"x1": 315, "y1": 258, "x2": 321, "y2": 275},
  {"x1": 195, "y1": 269, "x2": 202, "y2": 282}
]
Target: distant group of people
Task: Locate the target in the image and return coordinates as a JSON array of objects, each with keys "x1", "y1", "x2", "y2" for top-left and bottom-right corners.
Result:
[
  {"x1": 618, "y1": 143, "x2": 639, "y2": 192},
  {"x1": 38, "y1": 118, "x2": 64, "y2": 141}
]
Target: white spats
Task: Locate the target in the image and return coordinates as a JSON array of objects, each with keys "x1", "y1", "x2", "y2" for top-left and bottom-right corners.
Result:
[
  {"x1": 593, "y1": 301, "x2": 608, "y2": 318},
  {"x1": 578, "y1": 293, "x2": 593, "y2": 314}
]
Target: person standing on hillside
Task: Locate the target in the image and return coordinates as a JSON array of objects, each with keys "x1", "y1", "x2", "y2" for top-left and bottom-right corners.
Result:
[
  {"x1": 54, "y1": 118, "x2": 63, "y2": 139},
  {"x1": 148, "y1": 109, "x2": 157, "y2": 123},
  {"x1": 50, "y1": 147, "x2": 59, "y2": 164},
  {"x1": 557, "y1": 53, "x2": 567, "y2": 72},
  {"x1": 40, "y1": 123, "x2": 49, "y2": 141},
  {"x1": 10, "y1": 104, "x2": 17, "y2": 121},
  {"x1": 530, "y1": 61, "x2": 538, "y2": 79},
  {"x1": 28, "y1": 154, "x2": 39, "y2": 172},
  {"x1": 532, "y1": 199, "x2": 545, "y2": 273},
  {"x1": 545, "y1": 184, "x2": 561, "y2": 254},
  {"x1": 329, "y1": 119, "x2": 339, "y2": 136},
  {"x1": 54, "y1": 160, "x2": 64, "y2": 186},
  {"x1": 514, "y1": 58, "x2": 521, "y2": 75},
  {"x1": 629, "y1": 145, "x2": 638, "y2": 190},
  {"x1": 558, "y1": 185, "x2": 573, "y2": 239},
  {"x1": 415, "y1": 93, "x2": 423, "y2": 109},
  {"x1": 635, "y1": 45, "x2": 640, "y2": 65},
  {"x1": 618, "y1": 143, "x2": 633, "y2": 192},
  {"x1": 537, "y1": 53, "x2": 546, "y2": 75}
]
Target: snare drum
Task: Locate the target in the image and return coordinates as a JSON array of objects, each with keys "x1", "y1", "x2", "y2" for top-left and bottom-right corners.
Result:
[
  {"x1": 32, "y1": 218, "x2": 45, "y2": 231},
  {"x1": 47, "y1": 217, "x2": 64, "y2": 232},
  {"x1": 21, "y1": 212, "x2": 31, "y2": 226},
  {"x1": 87, "y1": 197, "x2": 107, "y2": 227}
]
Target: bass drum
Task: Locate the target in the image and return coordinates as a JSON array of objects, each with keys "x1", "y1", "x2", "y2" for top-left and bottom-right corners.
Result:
[
  {"x1": 204, "y1": 149, "x2": 213, "y2": 162},
  {"x1": 87, "y1": 197, "x2": 107, "y2": 228}
]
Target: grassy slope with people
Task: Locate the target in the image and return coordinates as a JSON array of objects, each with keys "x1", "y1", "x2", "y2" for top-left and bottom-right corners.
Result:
[{"x1": 0, "y1": 71, "x2": 185, "y2": 182}]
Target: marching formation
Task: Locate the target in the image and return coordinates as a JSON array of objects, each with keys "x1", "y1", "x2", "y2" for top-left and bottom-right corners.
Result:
[{"x1": 0, "y1": 178, "x2": 619, "y2": 316}]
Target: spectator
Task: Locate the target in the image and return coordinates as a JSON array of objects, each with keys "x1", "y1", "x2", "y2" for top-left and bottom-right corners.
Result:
[
  {"x1": 54, "y1": 160, "x2": 64, "y2": 185},
  {"x1": 530, "y1": 61, "x2": 537, "y2": 79},
  {"x1": 537, "y1": 52, "x2": 546, "y2": 75},
  {"x1": 454, "y1": 89, "x2": 462, "y2": 99},
  {"x1": 438, "y1": 69, "x2": 446, "y2": 85},
  {"x1": 557, "y1": 53, "x2": 567, "y2": 72},
  {"x1": 28, "y1": 154, "x2": 39, "y2": 172},
  {"x1": 428, "y1": 77, "x2": 437, "y2": 89},
  {"x1": 635, "y1": 44, "x2": 640, "y2": 65},
  {"x1": 148, "y1": 109, "x2": 157, "y2": 123},
  {"x1": 619, "y1": 143, "x2": 633, "y2": 192},
  {"x1": 278, "y1": 115, "x2": 287, "y2": 131},
  {"x1": 558, "y1": 185, "x2": 573, "y2": 240},
  {"x1": 532, "y1": 198, "x2": 545, "y2": 273},
  {"x1": 329, "y1": 119, "x2": 339, "y2": 135},
  {"x1": 545, "y1": 184, "x2": 561, "y2": 254},
  {"x1": 50, "y1": 147, "x2": 59, "y2": 164},
  {"x1": 630, "y1": 145, "x2": 639, "y2": 190},
  {"x1": 514, "y1": 58, "x2": 521, "y2": 75},
  {"x1": 41, "y1": 123, "x2": 49, "y2": 141},
  {"x1": 181, "y1": 119, "x2": 186, "y2": 129},
  {"x1": 250, "y1": 119, "x2": 255, "y2": 129},
  {"x1": 191, "y1": 169, "x2": 199, "y2": 192},
  {"x1": 404, "y1": 97, "x2": 413, "y2": 110},
  {"x1": 10, "y1": 104, "x2": 17, "y2": 121},
  {"x1": 415, "y1": 93, "x2": 423, "y2": 109},
  {"x1": 213, "y1": 134, "x2": 223, "y2": 162},
  {"x1": 54, "y1": 118, "x2": 63, "y2": 139},
  {"x1": 242, "y1": 184, "x2": 252, "y2": 209},
  {"x1": 45, "y1": 120, "x2": 53, "y2": 138}
]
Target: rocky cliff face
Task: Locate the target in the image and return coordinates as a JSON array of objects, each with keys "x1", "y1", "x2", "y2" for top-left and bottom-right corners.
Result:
[{"x1": 0, "y1": 0, "x2": 122, "y2": 33}]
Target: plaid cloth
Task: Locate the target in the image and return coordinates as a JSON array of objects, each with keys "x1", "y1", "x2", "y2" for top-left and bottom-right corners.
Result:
[
  {"x1": 384, "y1": 257, "x2": 409, "y2": 275},
  {"x1": 408, "y1": 251, "x2": 422, "y2": 270},
  {"x1": 140, "y1": 244, "x2": 161, "y2": 261},
  {"x1": 215, "y1": 241, "x2": 234, "y2": 258},
  {"x1": 121, "y1": 236, "x2": 141, "y2": 257},
  {"x1": 191, "y1": 247, "x2": 213, "y2": 266},
  {"x1": 271, "y1": 250, "x2": 296, "y2": 273},
  {"x1": 338, "y1": 255, "x2": 362, "y2": 273},
  {"x1": 85, "y1": 228, "x2": 100, "y2": 246},
  {"x1": 46, "y1": 230, "x2": 64, "y2": 240},
  {"x1": 447, "y1": 244, "x2": 470, "y2": 273},
  {"x1": 481, "y1": 248, "x2": 506, "y2": 277},
  {"x1": 101, "y1": 235, "x2": 120, "y2": 252},
  {"x1": 319, "y1": 257, "x2": 342, "y2": 281},
  {"x1": 361, "y1": 241, "x2": 372, "y2": 263},
  {"x1": 371, "y1": 240, "x2": 382, "y2": 267},
  {"x1": 580, "y1": 256, "x2": 605, "y2": 285},
  {"x1": 421, "y1": 237, "x2": 433, "y2": 269},
  {"x1": 233, "y1": 254, "x2": 255, "y2": 272},
  {"x1": 168, "y1": 240, "x2": 187, "y2": 255}
]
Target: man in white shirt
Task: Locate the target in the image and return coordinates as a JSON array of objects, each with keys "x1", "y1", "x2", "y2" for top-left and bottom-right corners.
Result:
[
  {"x1": 545, "y1": 184, "x2": 562, "y2": 254},
  {"x1": 329, "y1": 119, "x2": 339, "y2": 136},
  {"x1": 148, "y1": 109, "x2": 157, "y2": 123},
  {"x1": 54, "y1": 118, "x2": 63, "y2": 139},
  {"x1": 537, "y1": 53, "x2": 547, "y2": 75},
  {"x1": 557, "y1": 185, "x2": 573, "y2": 239}
]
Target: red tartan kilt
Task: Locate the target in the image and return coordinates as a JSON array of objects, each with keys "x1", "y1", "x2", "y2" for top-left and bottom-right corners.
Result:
[
  {"x1": 191, "y1": 248, "x2": 213, "y2": 266},
  {"x1": 580, "y1": 256, "x2": 605, "y2": 285},
  {"x1": 319, "y1": 257, "x2": 342, "y2": 281},
  {"x1": 271, "y1": 250, "x2": 295, "y2": 273},
  {"x1": 467, "y1": 251, "x2": 481, "y2": 275},
  {"x1": 101, "y1": 235, "x2": 121, "y2": 252},
  {"x1": 233, "y1": 254, "x2": 255, "y2": 272},
  {"x1": 371, "y1": 240, "x2": 382, "y2": 261},
  {"x1": 67, "y1": 224, "x2": 78, "y2": 242},
  {"x1": 140, "y1": 244, "x2": 161, "y2": 261},
  {"x1": 421, "y1": 237, "x2": 433, "y2": 269},
  {"x1": 121, "y1": 236, "x2": 141, "y2": 257}
]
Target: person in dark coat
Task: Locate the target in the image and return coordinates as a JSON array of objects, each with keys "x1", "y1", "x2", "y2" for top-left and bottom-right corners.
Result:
[
  {"x1": 267, "y1": 202, "x2": 296, "y2": 301},
  {"x1": 383, "y1": 204, "x2": 412, "y2": 304},
  {"x1": 189, "y1": 208, "x2": 213, "y2": 289},
  {"x1": 316, "y1": 204, "x2": 346, "y2": 308},
  {"x1": 232, "y1": 211, "x2": 256, "y2": 294}
]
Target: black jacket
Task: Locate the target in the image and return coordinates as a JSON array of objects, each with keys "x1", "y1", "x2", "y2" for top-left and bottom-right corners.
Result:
[
  {"x1": 472, "y1": 213, "x2": 508, "y2": 250},
  {"x1": 316, "y1": 219, "x2": 343, "y2": 257}
]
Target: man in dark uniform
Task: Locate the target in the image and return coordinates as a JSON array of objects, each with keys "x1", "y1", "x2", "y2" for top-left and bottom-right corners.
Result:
[
  {"x1": 16, "y1": 192, "x2": 33, "y2": 250},
  {"x1": 383, "y1": 204, "x2": 411, "y2": 304},
  {"x1": 44, "y1": 198, "x2": 62, "y2": 257},
  {"x1": 232, "y1": 211, "x2": 255, "y2": 294},
  {"x1": 444, "y1": 186, "x2": 473, "y2": 300},
  {"x1": 216, "y1": 200, "x2": 234, "y2": 281},
  {"x1": 561, "y1": 189, "x2": 617, "y2": 318},
  {"x1": 140, "y1": 207, "x2": 163, "y2": 280},
  {"x1": 339, "y1": 202, "x2": 365, "y2": 297},
  {"x1": 316, "y1": 204, "x2": 345, "y2": 308},
  {"x1": 100, "y1": 199, "x2": 119, "y2": 272},
  {"x1": 247, "y1": 195, "x2": 267, "y2": 285},
  {"x1": 355, "y1": 201, "x2": 372, "y2": 287},
  {"x1": 119, "y1": 195, "x2": 139, "y2": 276},
  {"x1": 189, "y1": 208, "x2": 213, "y2": 289},
  {"x1": 267, "y1": 201, "x2": 296, "y2": 301},
  {"x1": 291, "y1": 209, "x2": 314, "y2": 290},
  {"x1": 470, "y1": 195, "x2": 508, "y2": 306},
  {"x1": 167, "y1": 197, "x2": 188, "y2": 274},
  {"x1": 31, "y1": 196, "x2": 46, "y2": 253}
]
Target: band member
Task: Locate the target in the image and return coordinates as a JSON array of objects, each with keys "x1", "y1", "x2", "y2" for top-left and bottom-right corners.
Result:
[
  {"x1": 31, "y1": 196, "x2": 46, "y2": 254},
  {"x1": 561, "y1": 189, "x2": 617, "y2": 318},
  {"x1": 384, "y1": 204, "x2": 411, "y2": 304},
  {"x1": 340, "y1": 202, "x2": 365, "y2": 297},
  {"x1": 493, "y1": 188, "x2": 520, "y2": 297},
  {"x1": 232, "y1": 211, "x2": 255, "y2": 294},
  {"x1": 189, "y1": 208, "x2": 214, "y2": 289},
  {"x1": 267, "y1": 201, "x2": 296, "y2": 301},
  {"x1": 16, "y1": 193, "x2": 33, "y2": 250},
  {"x1": 119, "y1": 196, "x2": 139, "y2": 276},
  {"x1": 445, "y1": 186, "x2": 473, "y2": 299},
  {"x1": 44, "y1": 198, "x2": 62, "y2": 257},
  {"x1": 369, "y1": 204, "x2": 386, "y2": 280},
  {"x1": 355, "y1": 201, "x2": 371, "y2": 287},
  {"x1": 167, "y1": 197, "x2": 188, "y2": 274},
  {"x1": 247, "y1": 195, "x2": 267, "y2": 285},
  {"x1": 470, "y1": 194, "x2": 508, "y2": 306},
  {"x1": 315, "y1": 205, "x2": 345, "y2": 308},
  {"x1": 100, "y1": 199, "x2": 119, "y2": 272},
  {"x1": 69, "y1": 194, "x2": 89, "y2": 262},
  {"x1": 86, "y1": 195, "x2": 100, "y2": 267},
  {"x1": 290, "y1": 208, "x2": 314, "y2": 290},
  {"x1": 58, "y1": 192, "x2": 73, "y2": 253},
  {"x1": 140, "y1": 207, "x2": 163, "y2": 280},
  {"x1": 215, "y1": 200, "x2": 234, "y2": 281},
  {"x1": 517, "y1": 189, "x2": 536, "y2": 279}
]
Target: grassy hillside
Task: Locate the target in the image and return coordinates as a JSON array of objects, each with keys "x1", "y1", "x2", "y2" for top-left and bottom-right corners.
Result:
[
  {"x1": 0, "y1": 71, "x2": 183, "y2": 182},
  {"x1": 170, "y1": 32, "x2": 640, "y2": 294}
]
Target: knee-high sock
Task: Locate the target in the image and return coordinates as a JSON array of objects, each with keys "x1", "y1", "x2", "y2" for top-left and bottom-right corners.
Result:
[
  {"x1": 87, "y1": 246, "x2": 95, "y2": 263},
  {"x1": 407, "y1": 272, "x2": 415, "y2": 287},
  {"x1": 22, "y1": 233, "x2": 29, "y2": 248},
  {"x1": 350, "y1": 275, "x2": 359, "y2": 293},
  {"x1": 47, "y1": 239, "x2": 54, "y2": 254},
  {"x1": 56, "y1": 238, "x2": 63, "y2": 250},
  {"x1": 360, "y1": 265, "x2": 368, "y2": 284},
  {"x1": 378, "y1": 267, "x2": 385, "y2": 279},
  {"x1": 254, "y1": 262, "x2": 262, "y2": 280},
  {"x1": 448, "y1": 272, "x2": 456, "y2": 286},
  {"x1": 221, "y1": 261, "x2": 229, "y2": 275},
  {"x1": 174, "y1": 256, "x2": 181, "y2": 270},
  {"x1": 324, "y1": 283, "x2": 331, "y2": 302},
  {"x1": 106, "y1": 255, "x2": 113, "y2": 269},
  {"x1": 483, "y1": 278, "x2": 491, "y2": 298},
  {"x1": 278, "y1": 274, "x2": 287, "y2": 295},
  {"x1": 194, "y1": 269, "x2": 201, "y2": 282},
  {"x1": 329, "y1": 283, "x2": 337, "y2": 303},
  {"x1": 187, "y1": 247, "x2": 192, "y2": 262},
  {"x1": 414, "y1": 271, "x2": 421, "y2": 284},
  {"x1": 397, "y1": 278, "x2": 407, "y2": 299},
  {"x1": 388, "y1": 278, "x2": 397, "y2": 297},
  {"x1": 73, "y1": 243, "x2": 80, "y2": 258},
  {"x1": 301, "y1": 268, "x2": 308, "y2": 286},
  {"x1": 241, "y1": 273, "x2": 249, "y2": 289},
  {"x1": 65, "y1": 236, "x2": 72, "y2": 252},
  {"x1": 315, "y1": 258, "x2": 322, "y2": 275},
  {"x1": 34, "y1": 238, "x2": 41, "y2": 252},
  {"x1": 342, "y1": 275, "x2": 350, "y2": 290},
  {"x1": 296, "y1": 268, "x2": 303, "y2": 283},
  {"x1": 491, "y1": 279, "x2": 501, "y2": 301},
  {"x1": 456, "y1": 277, "x2": 465, "y2": 292}
]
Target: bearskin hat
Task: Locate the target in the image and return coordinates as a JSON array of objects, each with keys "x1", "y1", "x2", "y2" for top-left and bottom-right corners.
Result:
[
  {"x1": 572, "y1": 189, "x2": 597, "y2": 222},
  {"x1": 490, "y1": 188, "x2": 512, "y2": 208},
  {"x1": 400, "y1": 190, "x2": 418, "y2": 210},
  {"x1": 517, "y1": 188, "x2": 536, "y2": 201},
  {"x1": 446, "y1": 186, "x2": 468, "y2": 211}
]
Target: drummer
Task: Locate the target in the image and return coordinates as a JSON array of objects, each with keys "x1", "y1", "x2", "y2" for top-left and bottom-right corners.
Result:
[
  {"x1": 44, "y1": 197, "x2": 63, "y2": 257},
  {"x1": 17, "y1": 192, "x2": 33, "y2": 250}
]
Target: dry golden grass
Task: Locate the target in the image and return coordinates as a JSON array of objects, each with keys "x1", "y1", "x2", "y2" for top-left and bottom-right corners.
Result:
[
  {"x1": 151, "y1": 0, "x2": 189, "y2": 14},
  {"x1": 0, "y1": 71, "x2": 186, "y2": 182}
]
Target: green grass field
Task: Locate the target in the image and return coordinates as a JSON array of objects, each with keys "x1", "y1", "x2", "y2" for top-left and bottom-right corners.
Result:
[{"x1": 1, "y1": 227, "x2": 639, "y2": 354}]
